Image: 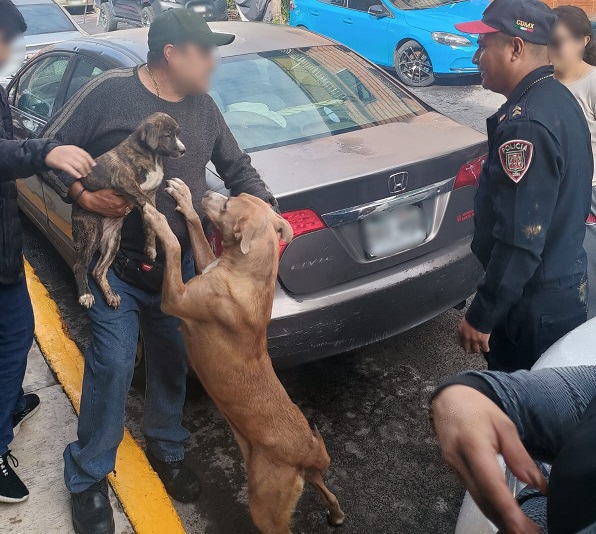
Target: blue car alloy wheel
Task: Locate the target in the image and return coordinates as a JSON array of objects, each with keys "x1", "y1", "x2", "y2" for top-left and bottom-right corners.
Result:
[{"x1": 394, "y1": 39, "x2": 434, "y2": 87}]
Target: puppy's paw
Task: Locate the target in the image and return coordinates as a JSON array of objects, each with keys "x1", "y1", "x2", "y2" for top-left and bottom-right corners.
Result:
[
  {"x1": 79, "y1": 294, "x2": 95, "y2": 309},
  {"x1": 105, "y1": 292, "x2": 121, "y2": 309}
]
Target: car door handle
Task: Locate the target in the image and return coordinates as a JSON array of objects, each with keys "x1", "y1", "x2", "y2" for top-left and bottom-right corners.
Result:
[
  {"x1": 343, "y1": 17, "x2": 354, "y2": 23},
  {"x1": 310, "y1": 9, "x2": 319, "y2": 15}
]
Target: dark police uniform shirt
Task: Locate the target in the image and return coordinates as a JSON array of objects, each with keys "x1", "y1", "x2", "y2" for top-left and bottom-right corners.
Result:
[{"x1": 466, "y1": 65, "x2": 593, "y2": 334}]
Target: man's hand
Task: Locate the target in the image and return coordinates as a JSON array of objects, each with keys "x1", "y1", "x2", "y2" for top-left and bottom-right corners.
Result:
[
  {"x1": 431, "y1": 385, "x2": 548, "y2": 534},
  {"x1": 72, "y1": 184, "x2": 134, "y2": 218},
  {"x1": 45, "y1": 145, "x2": 95, "y2": 179},
  {"x1": 458, "y1": 318, "x2": 491, "y2": 354}
]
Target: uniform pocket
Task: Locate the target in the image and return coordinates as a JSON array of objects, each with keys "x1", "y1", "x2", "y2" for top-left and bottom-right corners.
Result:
[{"x1": 540, "y1": 307, "x2": 587, "y2": 355}]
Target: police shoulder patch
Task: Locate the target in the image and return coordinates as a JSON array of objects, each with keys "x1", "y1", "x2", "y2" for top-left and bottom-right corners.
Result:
[{"x1": 498, "y1": 139, "x2": 534, "y2": 183}]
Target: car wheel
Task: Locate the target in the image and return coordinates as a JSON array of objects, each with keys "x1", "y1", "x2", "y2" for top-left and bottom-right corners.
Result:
[
  {"x1": 99, "y1": 3, "x2": 118, "y2": 32},
  {"x1": 141, "y1": 5, "x2": 155, "y2": 27},
  {"x1": 394, "y1": 40, "x2": 435, "y2": 87}
]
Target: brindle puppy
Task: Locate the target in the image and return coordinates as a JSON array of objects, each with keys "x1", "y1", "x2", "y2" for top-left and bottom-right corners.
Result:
[{"x1": 73, "y1": 112, "x2": 185, "y2": 309}]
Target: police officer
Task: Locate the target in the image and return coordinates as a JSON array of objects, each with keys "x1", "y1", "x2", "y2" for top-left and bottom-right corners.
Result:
[{"x1": 454, "y1": 0, "x2": 593, "y2": 371}]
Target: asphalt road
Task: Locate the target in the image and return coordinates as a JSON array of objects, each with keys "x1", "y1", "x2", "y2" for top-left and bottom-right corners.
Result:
[{"x1": 26, "y1": 16, "x2": 505, "y2": 534}]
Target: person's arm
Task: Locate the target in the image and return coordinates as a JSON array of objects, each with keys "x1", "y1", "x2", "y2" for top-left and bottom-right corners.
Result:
[
  {"x1": 460, "y1": 122, "x2": 563, "y2": 351},
  {"x1": 209, "y1": 98, "x2": 279, "y2": 211},
  {"x1": 430, "y1": 366, "x2": 596, "y2": 533}
]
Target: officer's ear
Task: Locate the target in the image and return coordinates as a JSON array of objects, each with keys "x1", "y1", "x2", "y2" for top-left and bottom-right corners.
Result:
[{"x1": 511, "y1": 37, "x2": 524, "y2": 62}]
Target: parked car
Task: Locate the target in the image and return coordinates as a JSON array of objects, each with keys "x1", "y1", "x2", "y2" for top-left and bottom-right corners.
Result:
[
  {"x1": 7, "y1": 23, "x2": 486, "y2": 365},
  {"x1": 0, "y1": 0, "x2": 86, "y2": 85},
  {"x1": 98, "y1": 0, "x2": 227, "y2": 32},
  {"x1": 455, "y1": 316, "x2": 596, "y2": 534},
  {"x1": 290, "y1": 0, "x2": 489, "y2": 87},
  {"x1": 55, "y1": 0, "x2": 94, "y2": 14}
]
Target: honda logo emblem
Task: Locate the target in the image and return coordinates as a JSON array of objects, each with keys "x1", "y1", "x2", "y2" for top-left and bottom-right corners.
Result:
[{"x1": 388, "y1": 172, "x2": 408, "y2": 194}]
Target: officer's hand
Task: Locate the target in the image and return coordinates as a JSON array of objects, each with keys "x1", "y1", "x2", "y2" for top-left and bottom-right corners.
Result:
[
  {"x1": 458, "y1": 318, "x2": 491, "y2": 354},
  {"x1": 431, "y1": 385, "x2": 547, "y2": 534},
  {"x1": 45, "y1": 145, "x2": 96, "y2": 179},
  {"x1": 76, "y1": 188, "x2": 134, "y2": 218}
]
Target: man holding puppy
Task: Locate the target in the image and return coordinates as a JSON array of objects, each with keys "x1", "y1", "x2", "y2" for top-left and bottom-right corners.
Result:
[{"x1": 42, "y1": 11, "x2": 277, "y2": 534}]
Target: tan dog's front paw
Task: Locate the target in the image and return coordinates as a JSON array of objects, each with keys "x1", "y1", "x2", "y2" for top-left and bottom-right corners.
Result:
[
  {"x1": 145, "y1": 245, "x2": 157, "y2": 261},
  {"x1": 165, "y1": 178, "x2": 196, "y2": 219}
]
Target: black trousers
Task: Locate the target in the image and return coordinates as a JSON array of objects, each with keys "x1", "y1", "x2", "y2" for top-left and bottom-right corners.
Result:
[{"x1": 485, "y1": 279, "x2": 588, "y2": 372}]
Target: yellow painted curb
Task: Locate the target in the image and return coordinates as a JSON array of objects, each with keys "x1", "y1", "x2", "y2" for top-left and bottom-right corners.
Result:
[{"x1": 24, "y1": 260, "x2": 186, "y2": 534}]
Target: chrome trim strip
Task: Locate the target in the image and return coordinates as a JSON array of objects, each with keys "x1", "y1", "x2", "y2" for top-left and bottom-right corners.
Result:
[{"x1": 321, "y1": 176, "x2": 455, "y2": 228}]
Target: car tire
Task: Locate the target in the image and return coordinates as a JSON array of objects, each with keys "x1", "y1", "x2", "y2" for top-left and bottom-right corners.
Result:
[
  {"x1": 99, "y1": 3, "x2": 118, "y2": 32},
  {"x1": 394, "y1": 40, "x2": 435, "y2": 87},
  {"x1": 141, "y1": 5, "x2": 155, "y2": 27}
]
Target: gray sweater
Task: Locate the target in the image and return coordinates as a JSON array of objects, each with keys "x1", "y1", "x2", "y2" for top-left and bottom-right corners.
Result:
[{"x1": 41, "y1": 66, "x2": 275, "y2": 257}]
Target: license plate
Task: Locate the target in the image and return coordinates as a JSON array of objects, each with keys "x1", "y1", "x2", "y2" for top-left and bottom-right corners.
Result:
[
  {"x1": 192, "y1": 4, "x2": 207, "y2": 12},
  {"x1": 361, "y1": 205, "x2": 427, "y2": 258}
]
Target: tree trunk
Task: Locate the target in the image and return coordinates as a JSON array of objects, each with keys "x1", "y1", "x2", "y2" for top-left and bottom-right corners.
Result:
[{"x1": 271, "y1": 0, "x2": 282, "y2": 23}]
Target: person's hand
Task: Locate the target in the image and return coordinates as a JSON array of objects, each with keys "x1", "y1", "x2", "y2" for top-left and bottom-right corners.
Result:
[
  {"x1": 45, "y1": 145, "x2": 96, "y2": 179},
  {"x1": 458, "y1": 318, "x2": 491, "y2": 354},
  {"x1": 77, "y1": 189, "x2": 134, "y2": 218},
  {"x1": 431, "y1": 385, "x2": 548, "y2": 534}
]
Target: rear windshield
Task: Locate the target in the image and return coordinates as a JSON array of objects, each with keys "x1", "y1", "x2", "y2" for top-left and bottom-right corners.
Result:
[
  {"x1": 389, "y1": 0, "x2": 468, "y2": 9},
  {"x1": 17, "y1": 4, "x2": 77, "y2": 36},
  {"x1": 210, "y1": 45, "x2": 427, "y2": 152}
]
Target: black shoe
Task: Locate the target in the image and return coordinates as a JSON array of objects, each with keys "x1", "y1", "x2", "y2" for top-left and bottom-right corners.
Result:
[
  {"x1": 71, "y1": 479, "x2": 115, "y2": 534},
  {"x1": 146, "y1": 450, "x2": 201, "y2": 503},
  {"x1": 12, "y1": 393, "x2": 41, "y2": 438},
  {"x1": 0, "y1": 451, "x2": 29, "y2": 503}
]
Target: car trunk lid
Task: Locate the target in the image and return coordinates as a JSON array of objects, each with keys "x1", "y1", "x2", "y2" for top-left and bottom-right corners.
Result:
[{"x1": 250, "y1": 113, "x2": 486, "y2": 294}]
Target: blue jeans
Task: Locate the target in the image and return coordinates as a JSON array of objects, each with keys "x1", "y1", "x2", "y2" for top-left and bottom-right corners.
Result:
[
  {"x1": 0, "y1": 278, "x2": 35, "y2": 455},
  {"x1": 64, "y1": 255, "x2": 194, "y2": 493}
]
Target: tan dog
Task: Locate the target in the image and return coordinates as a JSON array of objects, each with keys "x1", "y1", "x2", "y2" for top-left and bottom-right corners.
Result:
[{"x1": 143, "y1": 179, "x2": 345, "y2": 534}]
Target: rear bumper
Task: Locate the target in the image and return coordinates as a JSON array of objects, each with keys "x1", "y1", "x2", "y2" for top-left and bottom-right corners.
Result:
[{"x1": 268, "y1": 236, "x2": 482, "y2": 366}]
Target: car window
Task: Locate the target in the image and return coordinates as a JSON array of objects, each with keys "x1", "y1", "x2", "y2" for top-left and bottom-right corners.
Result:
[
  {"x1": 16, "y1": 4, "x2": 77, "y2": 35},
  {"x1": 348, "y1": 0, "x2": 380, "y2": 11},
  {"x1": 211, "y1": 45, "x2": 427, "y2": 152},
  {"x1": 317, "y1": 0, "x2": 346, "y2": 6},
  {"x1": 64, "y1": 58, "x2": 106, "y2": 102},
  {"x1": 16, "y1": 55, "x2": 70, "y2": 121},
  {"x1": 389, "y1": 0, "x2": 467, "y2": 9}
]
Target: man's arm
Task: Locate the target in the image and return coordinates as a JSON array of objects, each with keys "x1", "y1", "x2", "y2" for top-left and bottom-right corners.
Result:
[
  {"x1": 465, "y1": 121, "x2": 563, "y2": 336},
  {"x1": 431, "y1": 366, "x2": 596, "y2": 534},
  {"x1": 209, "y1": 99, "x2": 278, "y2": 210}
]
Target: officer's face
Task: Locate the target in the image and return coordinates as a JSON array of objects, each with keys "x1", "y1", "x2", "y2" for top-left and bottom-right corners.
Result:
[
  {"x1": 473, "y1": 33, "x2": 514, "y2": 95},
  {"x1": 548, "y1": 22, "x2": 589, "y2": 71}
]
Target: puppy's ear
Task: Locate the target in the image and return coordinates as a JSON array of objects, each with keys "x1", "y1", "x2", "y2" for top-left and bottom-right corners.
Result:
[
  {"x1": 274, "y1": 213, "x2": 293, "y2": 244},
  {"x1": 139, "y1": 122, "x2": 160, "y2": 151},
  {"x1": 234, "y1": 218, "x2": 256, "y2": 255}
]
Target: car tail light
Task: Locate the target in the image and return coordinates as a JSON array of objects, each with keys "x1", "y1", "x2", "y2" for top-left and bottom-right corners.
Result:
[
  {"x1": 453, "y1": 154, "x2": 487, "y2": 190},
  {"x1": 587, "y1": 214, "x2": 596, "y2": 225},
  {"x1": 280, "y1": 209, "x2": 326, "y2": 255},
  {"x1": 205, "y1": 208, "x2": 326, "y2": 258}
]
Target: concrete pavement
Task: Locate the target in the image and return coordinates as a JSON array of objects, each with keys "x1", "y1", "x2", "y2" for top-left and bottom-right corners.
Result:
[{"x1": 2, "y1": 341, "x2": 133, "y2": 534}]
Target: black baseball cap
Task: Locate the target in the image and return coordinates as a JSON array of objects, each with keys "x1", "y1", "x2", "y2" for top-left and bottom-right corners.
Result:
[
  {"x1": 455, "y1": 0, "x2": 557, "y2": 46},
  {"x1": 148, "y1": 9, "x2": 235, "y2": 52}
]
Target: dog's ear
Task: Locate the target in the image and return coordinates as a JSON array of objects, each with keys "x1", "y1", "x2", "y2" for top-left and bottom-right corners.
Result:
[
  {"x1": 139, "y1": 122, "x2": 160, "y2": 151},
  {"x1": 233, "y1": 218, "x2": 256, "y2": 255},
  {"x1": 274, "y1": 213, "x2": 293, "y2": 244}
]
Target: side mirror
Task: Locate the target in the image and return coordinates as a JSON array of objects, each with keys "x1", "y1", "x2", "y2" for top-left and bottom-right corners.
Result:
[{"x1": 368, "y1": 4, "x2": 388, "y2": 17}]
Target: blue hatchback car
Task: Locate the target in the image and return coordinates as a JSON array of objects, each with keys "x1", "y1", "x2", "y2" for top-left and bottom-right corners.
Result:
[{"x1": 290, "y1": 0, "x2": 489, "y2": 86}]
